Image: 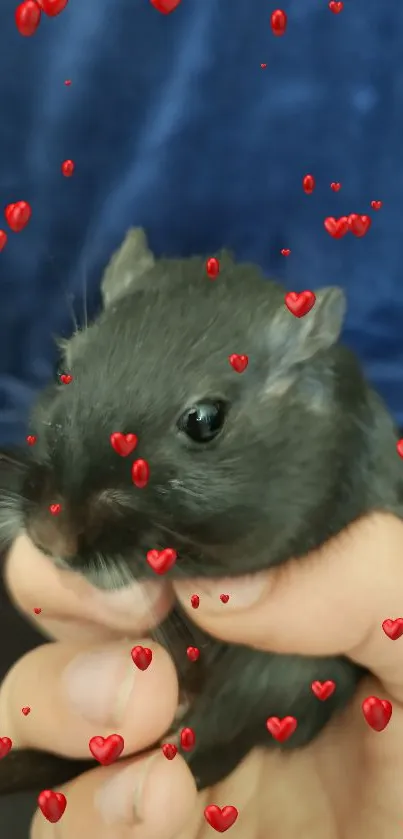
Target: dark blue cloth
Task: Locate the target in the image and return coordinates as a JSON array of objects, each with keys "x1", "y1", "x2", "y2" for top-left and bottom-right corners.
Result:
[{"x1": 1, "y1": 0, "x2": 402, "y2": 445}]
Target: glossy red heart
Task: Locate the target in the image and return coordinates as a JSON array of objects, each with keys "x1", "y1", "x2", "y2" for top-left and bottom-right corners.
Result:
[
  {"x1": 59, "y1": 373, "x2": 72, "y2": 384},
  {"x1": 370, "y1": 200, "x2": 382, "y2": 210},
  {"x1": 397, "y1": 439, "x2": 403, "y2": 459},
  {"x1": 61, "y1": 159, "x2": 75, "y2": 177},
  {"x1": 204, "y1": 805, "x2": 239, "y2": 833},
  {"x1": 302, "y1": 174, "x2": 315, "y2": 194},
  {"x1": 0, "y1": 737, "x2": 12, "y2": 758},
  {"x1": 180, "y1": 727, "x2": 196, "y2": 751},
  {"x1": 220, "y1": 593, "x2": 230, "y2": 604},
  {"x1": 324, "y1": 216, "x2": 349, "y2": 239},
  {"x1": 348, "y1": 214, "x2": 372, "y2": 237},
  {"x1": 26, "y1": 435, "x2": 37, "y2": 445},
  {"x1": 5, "y1": 201, "x2": 32, "y2": 232},
  {"x1": 37, "y1": 790, "x2": 67, "y2": 823},
  {"x1": 229, "y1": 354, "x2": 248, "y2": 373},
  {"x1": 15, "y1": 0, "x2": 41, "y2": 36},
  {"x1": 362, "y1": 696, "x2": 392, "y2": 731},
  {"x1": 37, "y1": 0, "x2": 68, "y2": 15},
  {"x1": 150, "y1": 0, "x2": 181, "y2": 13},
  {"x1": 329, "y1": 0, "x2": 343, "y2": 11},
  {"x1": 190, "y1": 594, "x2": 200, "y2": 609},
  {"x1": 266, "y1": 715, "x2": 297, "y2": 742},
  {"x1": 89, "y1": 734, "x2": 124, "y2": 765},
  {"x1": 162, "y1": 743, "x2": 177, "y2": 760},
  {"x1": 21, "y1": 707, "x2": 31, "y2": 716},
  {"x1": 0, "y1": 230, "x2": 7, "y2": 251},
  {"x1": 33, "y1": 607, "x2": 42, "y2": 614},
  {"x1": 49, "y1": 503, "x2": 61, "y2": 516},
  {"x1": 131, "y1": 458, "x2": 150, "y2": 488},
  {"x1": 206, "y1": 257, "x2": 220, "y2": 278},
  {"x1": 382, "y1": 618, "x2": 403, "y2": 640},
  {"x1": 330, "y1": 181, "x2": 341, "y2": 192},
  {"x1": 311, "y1": 680, "x2": 336, "y2": 701},
  {"x1": 285, "y1": 290, "x2": 316, "y2": 318},
  {"x1": 187, "y1": 646, "x2": 200, "y2": 662},
  {"x1": 281, "y1": 248, "x2": 291, "y2": 257},
  {"x1": 260, "y1": 63, "x2": 267, "y2": 69},
  {"x1": 131, "y1": 645, "x2": 153, "y2": 671},
  {"x1": 270, "y1": 9, "x2": 287, "y2": 36},
  {"x1": 110, "y1": 432, "x2": 138, "y2": 457},
  {"x1": 146, "y1": 548, "x2": 177, "y2": 575}
]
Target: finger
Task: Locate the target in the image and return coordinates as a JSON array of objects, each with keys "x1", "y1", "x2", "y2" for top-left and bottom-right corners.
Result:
[
  {"x1": 30, "y1": 751, "x2": 197, "y2": 839},
  {"x1": 5, "y1": 533, "x2": 173, "y2": 641},
  {"x1": 174, "y1": 513, "x2": 403, "y2": 700},
  {"x1": 0, "y1": 637, "x2": 178, "y2": 758}
]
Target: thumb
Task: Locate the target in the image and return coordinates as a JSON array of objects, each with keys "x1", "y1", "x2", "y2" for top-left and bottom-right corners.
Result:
[{"x1": 174, "y1": 513, "x2": 403, "y2": 700}]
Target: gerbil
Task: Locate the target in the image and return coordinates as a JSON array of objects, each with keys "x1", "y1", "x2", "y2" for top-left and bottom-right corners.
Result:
[{"x1": 1, "y1": 227, "x2": 402, "y2": 796}]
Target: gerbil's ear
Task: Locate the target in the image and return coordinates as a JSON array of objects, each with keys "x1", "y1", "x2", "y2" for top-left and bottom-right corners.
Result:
[
  {"x1": 101, "y1": 228, "x2": 155, "y2": 308},
  {"x1": 270, "y1": 287, "x2": 346, "y2": 367}
]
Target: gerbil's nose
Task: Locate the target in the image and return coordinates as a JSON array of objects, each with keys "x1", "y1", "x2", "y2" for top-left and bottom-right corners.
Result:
[{"x1": 27, "y1": 512, "x2": 79, "y2": 559}]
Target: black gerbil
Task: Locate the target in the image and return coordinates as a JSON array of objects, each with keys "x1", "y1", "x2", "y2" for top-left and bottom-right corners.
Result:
[{"x1": 1, "y1": 227, "x2": 402, "y2": 795}]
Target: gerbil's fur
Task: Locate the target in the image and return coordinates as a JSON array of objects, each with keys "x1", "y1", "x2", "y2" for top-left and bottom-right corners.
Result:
[{"x1": 1, "y1": 228, "x2": 402, "y2": 794}]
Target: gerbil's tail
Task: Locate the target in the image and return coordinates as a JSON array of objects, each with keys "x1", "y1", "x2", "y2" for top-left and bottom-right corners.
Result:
[{"x1": 0, "y1": 749, "x2": 97, "y2": 795}]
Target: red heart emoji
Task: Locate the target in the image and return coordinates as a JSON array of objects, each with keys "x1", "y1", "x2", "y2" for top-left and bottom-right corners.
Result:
[
  {"x1": 187, "y1": 646, "x2": 200, "y2": 662},
  {"x1": 146, "y1": 548, "x2": 177, "y2": 575},
  {"x1": 270, "y1": 9, "x2": 287, "y2": 36},
  {"x1": 59, "y1": 373, "x2": 72, "y2": 384},
  {"x1": 220, "y1": 593, "x2": 230, "y2": 604},
  {"x1": 49, "y1": 503, "x2": 61, "y2": 515},
  {"x1": 206, "y1": 257, "x2": 220, "y2": 278},
  {"x1": 5, "y1": 201, "x2": 32, "y2": 232},
  {"x1": 37, "y1": 0, "x2": 68, "y2": 15},
  {"x1": 324, "y1": 216, "x2": 349, "y2": 238},
  {"x1": 330, "y1": 181, "x2": 341, "y2": 192},
  {"x1": 285, "y1": 290, "x2": 316, "y2": 318},
  {"x1": 89, "y1": 734, "x2": 125, "y2": 766},
  {"x1": 150, "y1": 0, "x2": 181, "y2": 13},
  {"x1": 0, "y1": 230, "x2": 7, "y2": 251},
  {"x1": 162, "y1": 743, "x2": 177, "y2": 760},
  {"x1": 348, "y1": 214, "x2": 372, "y2": 237},
  {"x1": 33, "y1": 607, "x2": 42, "y2": 614},
  {"x1": 281, "y1": 248, "x2": 291, "y2": 257},
  {"x1": 37, "y1": 790, "x2": 67, "y2": 823},
  {"x1": 21, "y1": 707, "x2": 31, "y2": 716},
  {"x1": 204, "y1": 805, "x2": 239, "y2": 833},
  {"x1": 26, "y1": 435, "x2": 37, "y2": 445},
  {"x1": 362, "y1": 696, "x2": 392, "y2": 731},
  {"x1": 260, "y1": 63, "x2": 267, "y2": 69},
  {"x1": 396, "y1": 440, "x2": 403, "y2": 459},
  {"x1": 190, "y1": 594, "x2": 200, "y2": 608},
  {"x1": 229, "y1": 354, "x2": 248, "y2": 373},
  {"x1": 15, "y1": 1, "x2": 42, "y2": 37},
  {"x1": 61, "y1": 159, "x2": 75, "y2": 177},
  {"x1": 266, "y1": 715, "x2": 297, "y2": 742},
  {"x1": 110, "y1": 432, "x2": 138, "y2": 457},
  {"x1": 302, "y1": 174, "x2": 315, "y2": 194},
  {"x1": 311, "y1": 680, "x2": 336, "y2": 701},
  {"x1": 329, "y1": 0, "x2": 343, "y2": 11},
  {"x1": 0, "y1": 737, "x2": 12, "y2": 759},
  {"x1": 180, "y1": 727, "x2": 196, "y2": 751},
  {"x1": 131, "y1": 458, "x2": 150, "y2": 488},
  {"x1": 131, "y1": 645, "x2": 153, "y2": 671},
  {"x1": 370, "y1": 200, "x2": 382, "y2": 210},
  {"x1": 382, "y1": 618, "x2": 403, "y2": 641}
]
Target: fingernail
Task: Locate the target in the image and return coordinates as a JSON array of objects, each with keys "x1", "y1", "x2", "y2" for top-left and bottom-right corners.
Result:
[
  {"x1": 179, "y1": 572, "x2": 269, "y2": 610},
  {"x1": 62, "y1": 642, "x2": 139, "y2": 725},
  {"x1": 95, "y1": 753, "x2": 160, "y2": 825}
]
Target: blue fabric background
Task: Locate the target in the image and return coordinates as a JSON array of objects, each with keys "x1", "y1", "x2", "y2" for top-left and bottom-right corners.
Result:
[{"x1": 0, "y1": 0, "x2": 402, "y2": 444}]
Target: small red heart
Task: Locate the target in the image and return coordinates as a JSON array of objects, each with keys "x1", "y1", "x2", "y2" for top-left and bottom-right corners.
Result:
[
  {"x1": 131, "y1": 645, "x2": 153, "y2": 671},
  {"x1": 397, "y1": 439, "x2": 403, "y2": 458},
  {"x1": 266, "y1": 715, "x2": 297, "y2": 742},
  {"x1": 324, "y1": 216, "x2": 349, "y2": 239},
  {"x1": 285, "y1": 290, "x2": 316, "y2": 318},
  {"x1": 146, "y1": 548, "x2": 177, "y2": 575},
  {"x1": 61, "y1": 159, "x2": 75, "y2": 177},
  {"x1": 302, "y1": 174, "x2": 315, "y2": 194},
  {"x1": 311, "y1": 680, "x2": 336, "y2": 701},
  {"x1": 33, "y1": 607, "x2": 42, "y2": 615},
  {"x1": 190, "y1": 594, "x2": 200, "y2": 609},
  {"x1": 370, "y1": 200, "x2": 382, "y2": 210},
  {"x1": 220, "y1": 593, "x2": 230, "y2": 604},
  {"x1": 0, "y1": 230, "x2": 7, "y2": 251},
  {"x1": 37, "y1": 790, "x2": 67, "y2": 823},
  {"x1": 204, "y1": 805, "x2": 239, "y2": 833},
  {"x1": 270, "y1": 9, "x2": 287, "y2": 36},
  {"x1": 110, "y1": 432, "x2": 138, "y2": 457},
  {"x1": 37, "y1": 0, "x2": 68, "y2": 15},
  {"x1": 150, "y1": 0, "x2": 181, "y2": 13},
  {"x1": 21, "y1": 707, "x2": 31, "y2": 716},
  {"x1": 330, "y1": 181, "x2": 341, "y2": 192},
  {"x1": 180, "y1": 726, "x2": 196, "y2": 751},
  {"x1": 348, "y1": 214, "x2": 372, "y2": 237},
  {"x1": 64, "y1": 79, "x2": 71, "y2": 86},
  {"x1": 162, "y1": 743, "x2": 177, "y2": 760},
  {"x1": 229, "y1": 354, "x2": 248, "y2": 373},
  {"x1": 131, "y1": 458, "x2": 150, "y2": 488},
  {"x1": 382, "y1": 618, "x2": 403, "y2": 641},
  {"x1": 281, "y1": 248, "x2": 291, "y2": 257},
  {"x1": 15, "y1": 1, "x2": 42, "y2": 37},
  {"x1": 5, "y1": 201, "x2": 32, "y2": 232},
  {"x1": 329, "y1": 0, "x2": 343, "y2": 11},
  {"x1": 260, "y1": 63, "x2": 267, "y2": 69},
  {"x1": 0, "y1": 737, "x2": 12, "y2": 759},
  {"x1": 89, "y1": 734, "x2": 124, "y2": 766},
  {"x1": 186, "y1": 646, "x2": 200, "y2": 662},
  {"x1": 362, "y1": 696, "x2": 392, "y2": 731},
  {"x1": 59, "y1": 373, "x2": 72, "y2": 384},
  {"x1": 49, "y1": 503, "x2": 61, "y2": 515},
  {"x1": 26, "y1": 435, "x2": 37, "y2": 446},
  {"x1": 206, "y1": 257, "x2": 220, "y2": 278}
]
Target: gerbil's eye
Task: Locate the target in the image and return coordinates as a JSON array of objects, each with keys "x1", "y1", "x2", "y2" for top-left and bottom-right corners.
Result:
[{"x1": 177, "y1": 400, "x2": 227, "y2": 443}]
